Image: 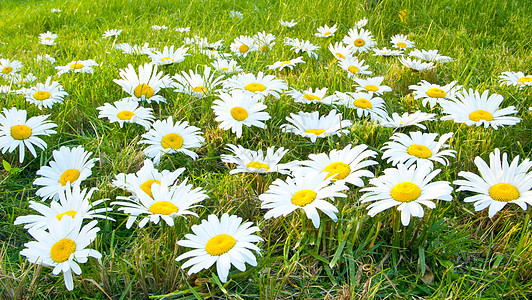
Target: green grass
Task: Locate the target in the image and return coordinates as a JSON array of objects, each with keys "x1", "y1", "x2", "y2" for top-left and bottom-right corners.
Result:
[{"x1": 1, "y1": 0, "x2": 532, "y2": 298}]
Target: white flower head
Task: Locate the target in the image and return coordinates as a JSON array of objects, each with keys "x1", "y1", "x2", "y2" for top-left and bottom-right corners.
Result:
[
  {"x1": 55, "y1": 59, "x2": 98, "y2": 76},
  {"x1": 113, "y1": 63, "x2": 171, "y2": 103},
  {"x1": 268, "y1": 56, "x2": 305, "y2": 71},
  {"x1": 499, "y1": 71, "x2": 532, "y2": 89},
  {"x1": 221, "y1": 144, "x2": 291, "y2": 175},
  {"x1": 315, "y1": 24, "x2": 337, "y2": 37},
  {"x1": 25, "y1": 77, "x2": 68, "y2": 109},
  {"x1": 97, "y1": 98, "x2": 154, "y2": 129},
  {"x1": 408, "y1": 80, "x2": 462, "y2": 109},
  {"x1": 281, "y1": 110, "x2": 352, "y2": 143}
]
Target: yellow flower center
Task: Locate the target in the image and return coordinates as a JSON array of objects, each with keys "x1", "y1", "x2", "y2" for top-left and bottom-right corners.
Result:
[
  {"x1": 161, "y1": 57, "x2": 174, "y2": 62},
  {"x1": 246, "y1": 161, "x2": 270, "y2": 170},
  {"x1": 291, "y1": 189, "x2": 317, "y2": 207},
  {"x1": 59, "y1": 169, "x2": 81, "y2": 186},
  {"x1": 45, "y1": 37, "x2": 52, "y2": 41},
  {"x1": 149, "y1": 201, "x2": 178, "y2": 215},
  {"x1": 10, "y1": 125, "x2": 32, "y2": 140},
  {"x1": 161, "y1": 133, "x2": 184, "y2": 150},
  {"x1": 260, "y1": 45, "x2": 269, "y2": 52},
  {"x1": 205, "y1": 234, "x2": 236, "y2": 256},
  {"x1": 244, "y1": 83, "x2": 267, "y2": 92},
  {"x1": 390, "y1": 182, "x2": 421, "y2": 202},
  {"x1": 33, "y1": 90, "x2": 51, "y2": 100},
  {"x1": 324, "y1": 32, "x2": 331, "y2": 36},
  {"x1": 322, "y1": 162, "x2": 351, "y2": 180},
  {"x1": 239, "y1": 45, "x2": 249, "y2": 53},
  {"x1": 230, "y1": 107, "x2": 248, "y2": 121},
  {"x1": 365, "y1": 84, "x2": 379, "y2": 92},
  {"x1": 69, "y1": 63, "x2": 84, "y2": 69},
  {"x1": 140, "y1": 179, "x2": 161, "y2": 197},
  {"x1": 56, "y1": 210, "x2": 77, "y2": 221},
  {"x1": 192, "y1": 86, "x2": 208, "y2": 93},
  {"x1": 397, "y1": 42, "x2": 407, "y2": 48},
  {"x1": 517, "y1": 76, "x2": 532, "y2": 84},
  {"x1": 353, "y1": 98, "x2": 372, "y2": 109},
  {"x1": 220, "y1": 67, "x2": 229, "y2": 71},
  {"x1": 280, "y1": 61, "x2": 292, "y2": 66},
  {"x1": 50, "y1": 238, "x2": 76, "y2": 263},
  {"x1": 407, "y1": 144, "x2": 432, "y2": 159},
  {"x1": 348, "y1": 66, "x2": 359, "y2": 74},
  {"x1": 488, "y1": 183, "x2": 520, "y2": 202},
  {"x1": 304, "y1": 128, "x2": 326, "y2": 135},
  {"x1": 134, "y1": 84, "x2": 155, "y2": 99},
  {"x1": 354, "y1": 38, "x2": 365, "y2": 47},
  {"x1": 2, "y1": 66, "x2": 13, "y2": 74},
  {"x1": 303, "y1": 94, "x2": 321, "y2": 101},
  {"x1": 117, "y1": 110, "x2": 135, "y2": 120},
  {"x1": 426, "y1": 88, "x2": 447, "y2": 98},
  {"x1": 469, "y1": 110, "x2": 493, "y2": 122},
  {"x1": 336, "y1": 53, "x2": 345, "y2": 59}
]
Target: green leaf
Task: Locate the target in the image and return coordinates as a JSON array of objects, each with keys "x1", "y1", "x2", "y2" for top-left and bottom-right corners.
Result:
[{"x1": 2, "y1": 160, "x2": 11, "y2": 172}]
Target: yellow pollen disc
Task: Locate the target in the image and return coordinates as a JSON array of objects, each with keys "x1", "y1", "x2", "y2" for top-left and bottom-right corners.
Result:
[
  {"x1": 149, "y1": 201, "x2": 178, "y2": 215},
  {"x1": 336, "y1": 53, "x2": 345, "y2": 59},
  {"x1": 348, "y1": 66, "x2": 359, "y2": 74},
  {"x1": 239, "y1": 44, "x2": 249, "y2": 53},
  {"x1": 50, "y1": 238, "x2": 76, "y2": 263},
  {"x1": 280, "y1": 61, "x2": 292, "y2": 66},
  {"x1": 426, "y1": 88, "x2": 447, "y2": 98},
  {"x1": 117, "y1": 110, "x2": 135, "y2": 120},
  {"x1": 322, "y1": 162, "x2": 351, "y2": 180},
  {"x1": 56, "y1": 210, "x2": 77, "y2": 221},
  {"x1": 469, "y1": 110, "x2": 493, "y2": 122},
  {"x1": 192, "y1": 86, "x2": 208, "y2": 93},
  {"x1": 140, "y1": 179, "x2": 161, "y2": 197},
  {"x1": 304, "y1": 128, "x2": 326, "y2": 135},
  {"x1": 161, "y1": 57, "x2": 174, "y2": 62},
  {"x1": 220, "y1": 67, "x2": 229, "y2": 71},
  {"x1": 244, "y1": 83, "x2": 266, "y2": 92},
  {"x1": 303, "y1": 94, "x2": 321, "y2": 101},
  {"x1": 517, "y1": 76, "x2": 532, "y2": 84},
  {"x1": 324, "y1": 32, "x2": 331, "y2": 36},
  {"x1": 10, "y1": 125, "x2": 32, "y2": 140},
  {"x1": 291, "y1": 189, "x2": 317, "y2": 207},
  {"x1": 354, "y1": 38, "x2": 365, "y2": 47},
  {"x1": 353, "y1": 98, "x2": 372, "y2": 109},
  {"x1": 134, "y1": 84, "x2": 155, "y2": 99},
  {"x1": 230, "y1": 106, "x2": 248, "y2": 121},
  {"x1": 365, "y1": 84, "x2": 379, "y2": 92},
  {"x1": 397, "y1": 42, "x2": 407, "y2": 48},
  {"x1": 59, "y1": 169, "x2": 81, "y2": 186},
  {"x1": 407, "y1": 144, "x2": 432, "y2": 159},
  {"x1": 246, "y1": 161, "x2": 270, "y2": 170},
  {"x1": 69, "y1": 63, "x2": 84, "y2": 69},
  {"x1": 33, "y1": 90, "x2": 51, "y2": 100},
  {"x1": 161, "y1": 133, "x2": 183, "y2": 150},
  {"x1": 390, "y1": 182, "x2": 421, "y2": 202},
  {"x1": 45, "y1": 37, "x2": 52, "y2": 41},
  {"x1": 2, "y1": 66, "x2": 13, "y2": 74},
  {"x1": 205, "y1": 234, "x2": 236, "y2": 256},
  {"x1": 489, "y1": 183, "x2": 520, "y2": 202},
  {"x1": 260, "y1": 45, "x2": 268, "y2": 52}
]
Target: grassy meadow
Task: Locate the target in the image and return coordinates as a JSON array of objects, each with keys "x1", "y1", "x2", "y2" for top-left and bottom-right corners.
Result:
[{"x1": 1, "y1": 0, "x2": 532, "y2": 298}]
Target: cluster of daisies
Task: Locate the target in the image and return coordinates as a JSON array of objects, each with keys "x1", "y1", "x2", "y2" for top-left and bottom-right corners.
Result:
[{"x1": 2, "y1": 9, "x2": 532, "y2": 292}]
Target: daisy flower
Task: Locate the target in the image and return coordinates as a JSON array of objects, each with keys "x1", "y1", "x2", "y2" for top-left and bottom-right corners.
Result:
[
  {"x1": 439, "y1": 89, "x2": 521, "y2": 129},
  {"x1": 353, "y1": 76, "x2": 392, "y2": 95},
  {"x1": 253, "y1": 31, "x2": 276, "y2": 52},
  {"x1": 33, "y1": 146, "x2": 98, "y2": 201},
  {"x1": 286, "y1": 87, "x2": 335, "y2": 105},
  {"x1": 315, "y1": 24, "x2": 337, "y2": 37},
  {"x1": 390, "y1": 34, "x2": 415, "y2": 49},
  {"x1": 12, "y1": 73, "x2": 37, "y2": 87},
  {"x1": 139, "y1": 117, "x2": 204, "y2": 164},
  {"x1": 24, "y1": 77, "x2": 68, "y2": 109},
  {"x1": 15, "y1": 184, "x2": 112, "y2": 231},
  {"x1": 36, "y1": 54, "x2": 56, "y2": 64},
  {"x1": 19, "y1": 215, "x2": 101, "y2": 291},
  {"x1": 328, "y1": 42, "x2": 355, "y2": 60},
  {"x1": 279, "y1": 19, "x2": 297, "y2": 28},
  {"x1": 334, "y1": 92, "x2": 388, "y2": 120},
  {"x1": 55, "y1": 59, "x2": 98, "y2": 76},
  {"x1": 354, "y1": 17, "x2": 368, "y2": 29},
  {"x1": 409, "y1": 80, "x2": 461, "y2": 109},
  {"x1": 151, "y1": 25, "x2": 168, "y2": 30},
  {"x1": 172, "y1": 66, "x2": 224, "y2": 98},
  {"x1": 381, "y1": 131, "x2": 456, "y2": 170},
  {"x1": 221, "y1": 144, "x2": 291, "y2": 174},
  {"x1": 211, "y1": 58, "x2": 242, "y2": 74},
  {"x1": 176, "y1": 213, "x2": 263, "y2": 283},
  {"x1": 114, "y1": 43, "x2": 153, "y2": 55},
  {"x1": 399, "y1": 57, "x2": 435, "y2": 72},
  {"x1": 0, "y1": 58, "x2": 23, "y2": 79},
  {"x1": 377, "y1": 111, "x2": 436, "y2": 130},
  {"x1": 0, "y1": 107, "x2": 57, "y2": 163},
  {"x1": 373, "y1": 47, "x2": 404, "y2": 57},
  {"x1": 200, "y1": 49, "x2": 232, "y2": 60},
  {"x1": 499, "y1": 71, "x2": 532, "y2": 89},
  {"x1": 343, "y1": 28, "x2": 376, "y2": 53},
  {"x1": 113, "y1": 180, "x2": 207, "y2": 228},
  {"x1": 268, "y1": 57, "x2": 305, "y2": 71},
  {"x1": 230, "y1": 35, "x2": 258, "y2": 57},
  {"x1": 102, "y1": 29, "x2": 122, "y2": 38},
  {"x1": 229, "y1": 10, "x2": 243, "y2": 19},
  {"x1": 97, "y1": 99, "x2": 154, "y2": 129},
  {"x1": 454, "y1": 148, "x2": 532, "y2": 218},
  {"x1": 409, "y1": 49, "x2": 453, "y2": 63},
  {"x1": 260, "y1": 170, "x2": 347, "y2": 228},
  {"x1": 296, "y1": 144, "x2": 377, "y2": 186},
  {"x1": 39, "y1": 31, "x2": 57, "y2": 45},
  {"x1": 338, "y1": 57, "x2": 372, "y2": 78},
  {"x1": 51, "y1": 8, "x2": 61, "y2": 12},
  {"x1": 147, "y1": 45, "x2": 189, "y2": 65},
  {"x1": 174, "y1": 27, "x2": 191, "y2": 33},
  {"x1": 223, "y1": 71, "x2": 287, "y2": 100},
  {"x1": 285, "y1": 38, "x2": 320, "y2": 58},
  {"x1": 360, "y1": 163, "x2": 453, "y2": 226},
  {"x1": 212, "y1": 91, "x2": 271, "y2": 138},
  {"x1": 281, "y1": 110, "x2": 352, "y2": 143},
  {"x1": 113, "y1": 63, "x2": 171, "y2": 103}
]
